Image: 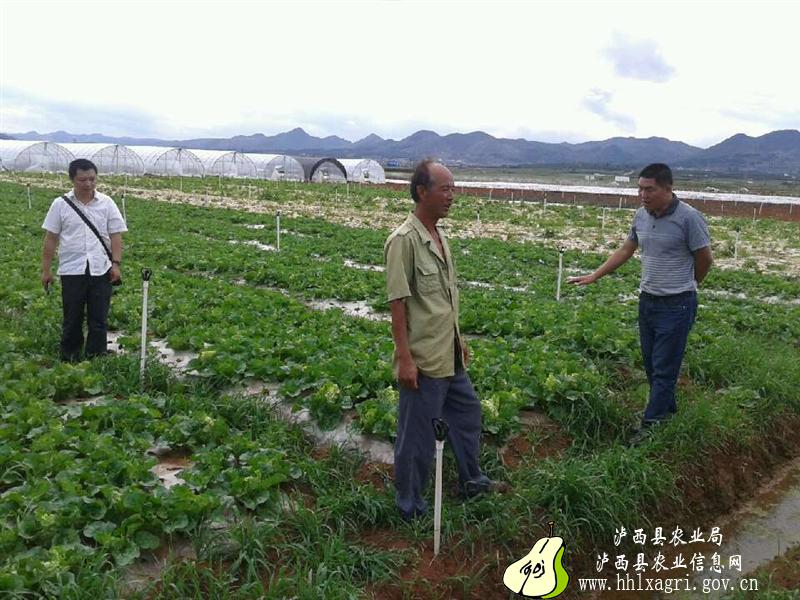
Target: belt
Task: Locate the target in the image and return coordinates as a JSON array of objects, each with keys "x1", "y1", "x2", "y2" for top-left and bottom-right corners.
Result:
[{"x1": 640, "y1": 290, "x2": 696, "y2": 300}]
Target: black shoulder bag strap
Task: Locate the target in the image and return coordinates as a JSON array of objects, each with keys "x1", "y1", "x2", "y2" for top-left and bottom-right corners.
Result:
[{"x1": 61, "y1": 194, "x2": 113, "y2": 261}]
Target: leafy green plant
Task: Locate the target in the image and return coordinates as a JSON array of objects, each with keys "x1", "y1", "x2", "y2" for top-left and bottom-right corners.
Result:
[{"x1": 355, "y1": 386, "x2": 398, "y2": 440}]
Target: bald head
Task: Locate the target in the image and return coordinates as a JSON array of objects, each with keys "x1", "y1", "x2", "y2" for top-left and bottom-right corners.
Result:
[
  {"x1": 411, "y1": 160, "x2": 455, "y2": 221},
  {"x1": 429, "y1": 163, "x2": 453, "y2": 185},
  {"x1": 410, "y1": 160, "x2": 453, "y2": 203}
]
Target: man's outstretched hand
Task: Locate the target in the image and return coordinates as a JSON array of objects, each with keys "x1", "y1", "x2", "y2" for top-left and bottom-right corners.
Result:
[{"x1": 567, "y1": 273, "x2": 598, "y2": 286}]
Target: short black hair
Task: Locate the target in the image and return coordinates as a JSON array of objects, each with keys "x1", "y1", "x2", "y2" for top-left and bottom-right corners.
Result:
[
  {"x1": 639, "y1": 163, "x2": 673, "y2": 188},
  {"x1": 410, "y1": 159, "x2": 438, "y2": 203},
  {"x1": 69, "y1": 158, "x2": 98, "y2": 180}
]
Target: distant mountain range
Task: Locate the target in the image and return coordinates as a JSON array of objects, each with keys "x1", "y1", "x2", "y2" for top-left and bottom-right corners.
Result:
[{"x1": 5, "y1": 127, "x2": 799, "y2": 176}]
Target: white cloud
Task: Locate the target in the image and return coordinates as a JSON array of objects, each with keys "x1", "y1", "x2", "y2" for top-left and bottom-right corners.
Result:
[
  {"x1": 583, "y1": 89, "x2": 636, "y2": 132},
  {"x1": 604, "y1": 33, "x2": 675, "y2": 83}
]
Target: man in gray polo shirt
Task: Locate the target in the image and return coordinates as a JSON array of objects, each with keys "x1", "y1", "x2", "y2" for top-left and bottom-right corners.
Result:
[{"x1": 569, "y1": 163, "x2": 713, "y2": 446}]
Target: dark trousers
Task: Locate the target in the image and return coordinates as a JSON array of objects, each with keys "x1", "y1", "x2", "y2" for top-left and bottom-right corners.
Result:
[
  {"x1": 60, "y1": 263, "x2": 112, "y2": 361},
  {"x1": 394, "y1": 355, "x2": 489, "y2": 518},
  {"x1": 638, "y1": 291, "x2": 697, "y2": 424}
]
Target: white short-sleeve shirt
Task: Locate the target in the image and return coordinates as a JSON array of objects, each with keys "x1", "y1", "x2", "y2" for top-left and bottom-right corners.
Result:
[{"x1": 42, "y1": 190, "x2": 128, "y2": 276}]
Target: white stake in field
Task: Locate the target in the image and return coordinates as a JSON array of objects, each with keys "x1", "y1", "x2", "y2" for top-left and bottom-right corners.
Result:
[
  {"x1": 276, "y1": 210, "x2": 281, "y2": 252},
  {"x1": 432, "y1": 418, "x2": 449, "y2": 557},
  {"x1": 556, "y1": 245, "x2": 566, "y2": 301},
  {"x1": 140, "y1": 269, "x2": 153, "y2": 386}
]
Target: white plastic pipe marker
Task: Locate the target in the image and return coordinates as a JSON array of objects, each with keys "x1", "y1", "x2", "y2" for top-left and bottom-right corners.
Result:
[
  {"x1": 556, "y1": 245, "x2": 566, "y2": 302},
  {"x1": 432, "y1": 417, "x2": 449, "y2": 557},
  {"x1": 140, "y1": 269, "x2": 153, "y2": 385}
]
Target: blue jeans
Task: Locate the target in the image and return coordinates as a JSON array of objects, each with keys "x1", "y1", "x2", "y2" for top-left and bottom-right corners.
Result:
[
  {"x1": 638, "y1": 291, "x2": 697, "y2": 424},
  {"x1": 394, "y1": 367, "x2": 489, "y2": 518}
]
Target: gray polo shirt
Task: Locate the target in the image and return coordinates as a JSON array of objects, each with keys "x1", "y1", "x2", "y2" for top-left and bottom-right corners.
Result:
[{"x1": 627, "y1": 196, "x2": 711, "y2": 296}]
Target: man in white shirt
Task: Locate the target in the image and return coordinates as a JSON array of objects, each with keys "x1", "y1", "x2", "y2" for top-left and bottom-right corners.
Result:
[{"x1": 41, "y1": 159, "x2": 128, "y2": 361}]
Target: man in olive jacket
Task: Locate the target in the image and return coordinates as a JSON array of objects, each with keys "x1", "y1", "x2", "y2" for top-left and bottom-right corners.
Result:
[{"x1": 384, "y1": 159, "x2": 494, "y2": 521}]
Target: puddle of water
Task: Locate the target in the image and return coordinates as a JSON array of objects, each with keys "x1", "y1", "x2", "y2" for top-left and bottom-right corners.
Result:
[
  {"x1": 150, "y1": 455, "x2": 194, "y2": 489},
  {"x1": 310, "y1": 410, "x2": 395, "y2": 465},
  {"x1": 113, "y1": 328, "x2": 393, "y2": 466},
  {"x1": 343, "y1": 259, "x2": 385, "y2": 272},
  {"x1": 305, "y1": 298, "x2": 388, "y2": 321},
  {"x1": 227, "y1": 378, "x2": 394, "y2": 464},
  {"x1": 229, "y1": 239, "x2": 277, "y2": 252},
  {"x1": 694, "y1": 454, "x2": 800, "y2": 590},
  {"x1": 463, "y1": 279, "x2": 528, "y2": 293},
  {"x1": 260, "y1": 394, "x2": 394, "y2": 464},
  {"x1": 705, "y1": 289, "x2": 800, "y2": 306},
  {"x1": 109, "y1": 331, "x2": 200, "y2": 376},
  {"x1": 59, "y1": 396, "x2": 107, "y2": 408},
  {"x1": 107, "y1": 330, "x2": 123, "y2": 353},
  {"x1": 761, "y1": 295, "x2": 800, "y2": 306},
  {"x1": 464, "y1": 280, "x2": 494, "y2": 290},
  {"x1": 609, "y1": 289, "x2": 799, "y2": 308},
  {"x1": 145, "y1": 331, "x2": 393, "y2": 463},
  {"x1": 149, "y1": 339, "x2": 199, "y2": 375},
  {"x1": 229, "y1": 273, "x2": 388, "y2": 321}
]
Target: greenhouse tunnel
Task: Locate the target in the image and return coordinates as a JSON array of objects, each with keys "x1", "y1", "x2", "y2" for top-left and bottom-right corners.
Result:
[
  {"x1": 60, "y1": 143, "x2": 145, "y2": 175},
  {"x1": 295, "y1": 157, "x2": 348, "y2": 183}
]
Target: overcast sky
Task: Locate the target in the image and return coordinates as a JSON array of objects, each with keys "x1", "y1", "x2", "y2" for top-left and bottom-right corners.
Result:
[{"x1": 1, "y1": 0, "x2": 798, "y2": 148}]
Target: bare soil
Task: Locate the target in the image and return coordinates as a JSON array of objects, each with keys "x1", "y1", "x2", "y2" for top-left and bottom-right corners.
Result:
[
  {"x1": 500, "y1": 410, "x2": 572, "y2": 469},
  {"x1": 362, "y1": 534, "x2": 509, "y2": 600}
]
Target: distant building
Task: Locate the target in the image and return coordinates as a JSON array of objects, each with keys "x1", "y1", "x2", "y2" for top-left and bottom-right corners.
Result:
[{"x1": 614, "y1": 175, "x2": 630, "y2": 183}]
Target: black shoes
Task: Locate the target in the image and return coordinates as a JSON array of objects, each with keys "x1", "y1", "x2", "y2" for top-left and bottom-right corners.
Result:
[
  {"x1": 627, "y1": 419, "x2": 667, "y2": 448},
  {"x1": 399, "y1": 507, "x2": 427, "y2": 522},
  {"x1": 461, "y1": 479, "x2": 508, "y2": 499}
]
